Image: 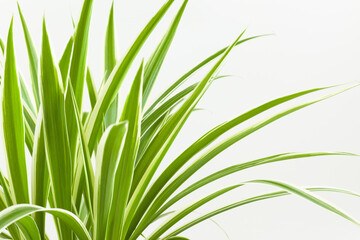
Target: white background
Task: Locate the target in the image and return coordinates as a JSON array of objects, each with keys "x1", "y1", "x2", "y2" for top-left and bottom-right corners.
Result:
[{"x1": 1, "y1": 0, "x2": 360, "y2": 239}]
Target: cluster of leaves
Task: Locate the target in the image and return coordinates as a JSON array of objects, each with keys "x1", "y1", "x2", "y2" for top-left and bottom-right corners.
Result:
[{"x1": 0, "y1": 0, "x2": 359, "y2": 239}]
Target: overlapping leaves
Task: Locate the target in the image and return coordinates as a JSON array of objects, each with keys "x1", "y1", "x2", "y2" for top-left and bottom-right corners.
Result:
[{"x1": 0, "y1": 0, "x2": 359, "y2": 239}]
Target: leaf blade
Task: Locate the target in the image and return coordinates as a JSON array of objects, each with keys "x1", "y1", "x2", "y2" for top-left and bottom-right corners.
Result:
[
  {"x1": 93, "y1": 122, "x2": 128, "y2": 240},
  {"x1": 0, "y1": 204, "x2": 91, "y2": 240},
  {"x1": 142, "y1": 0, "x2": 188, "y2": 106},
  {"x1": 40, "y1": 19, "x2": 72, "y2": 239},
  {"x1": 2, "y1": 18, "x2": 29, "y2": 204},
  {"x1": 108, "y1": 62, "x2": 143, "y2": 240},
  {"x1": 104, "y1": 2, "x2": 118, "y2": 127},
  {"x1": 17, "y1": 3, "x2": 40, "y2": 109},
  {"x1": 166, "y1": 187, "x2": 360, "y2": 238},
  {"x1": 84, "y1": 0, "x2": 176, "y2": 154}
]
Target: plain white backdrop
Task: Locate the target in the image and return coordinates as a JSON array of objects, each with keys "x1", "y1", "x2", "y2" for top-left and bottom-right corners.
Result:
[{"x1": 1, "y1": 0, "x2": 360, "y2": 239}]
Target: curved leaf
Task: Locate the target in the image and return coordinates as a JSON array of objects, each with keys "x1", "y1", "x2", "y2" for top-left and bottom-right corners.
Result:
[
  {"x1": 149, "y1": 180, "x2": 360, "y2": 239},
  {"x1": 144, "y1": 34, "x2": 268, "y2": 115},
  {"x1": 126, "y1": 31, "x2": 247, "y2": 235},
  {"x1": 147, "y1": 185, "x2": 242, "y2": 240},
  {"x1": 166, "y1": 187, "x2": 360, "y2": 238},
  {"x1": 128, "y1": 85, "x2": 331, "y2": 237},
  {"x1": 131, "y1": 152, "x2": 356, "y2": 238},
  {"x1": 0, "y1": 204, "x2": 91, "y2": 240}
]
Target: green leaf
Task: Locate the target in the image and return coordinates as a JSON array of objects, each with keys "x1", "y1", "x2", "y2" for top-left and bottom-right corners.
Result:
[
  {"x1": 147, "y1": 185, "x2": 242, "y2": 240},
  {"x1": 104, "y1": 2, "x2": 118, "y2": 127},
  {"x1": 65, "y1": 0, "x2": 94, "y2": 169},
  {"x1": 166, "y1": 187, "x2": 360, "y2": 238},
  {"x1": 0, "y1": 204, "x2": 91, "y2": 240},
  {"x1": 59, "y1": 36, "x2": 74, "y2": 89},
  {"x1": 19, "y1": 73, "x2": 36, "y2": 116},
  {"x1": 167, "y1": 237, "x2": 190, "y2": 240},
  {"x1": 125, "y1": 30, "x2": 248, "y2": 236},
  {"x1": 141, "y1": 75, "x2": 226, "y2": 135},
  {"x1": 84, "y1": 0, "x2": 176, "y2": 154},
  {"x1": 68, "y1": 82, "x2": 94, "y2": 219},
  {"x1": 131, "y1": 29, "x2": 247, "y2": 192},
  {"x1": 16, "y1": 216, "x2": 41, "y2": 240},
  {"x1": 23, "y1": 103, "x2": 35, "y2": 152},
  {"x1": 142, "y1": 0, "x2": 188, "y2": 107},
  {"x1": 128, "y1": 84, "x2": 357, "y2": 239},
  {"x1": 2, "y1": 18, "x2": 29, "y2": 204},
  {"x1": 68, "y1": 0, "x2": 94, "y2": 107},
  {"x1": 137, "y1": 113, "x2": 168, "y2": 164},
  {"x1": 107, "y1": 62, "x2": 143, "y2": 240},
  {"x1": 154, "y1": 153, "x2": 355, "y2": 225},
  {"x1": 17, "y1": 3, "x2": 40, "y2": 109},
  {"x1": 40, "y1": 19, "x2": 72, "y2": 239},
  {"x1": 248, "y1": 180, "x2": 360, "y2": 224},
  {"x1": 141, "y1": 81, "x2": 196, "y2": 134},
  {"x1": 150, "y1": 180, "x2": 360, "y2": 239},
  {"x1": 21, "y1": 78, "x2": 36, "y2": 152},
  {"x1": 31, "y1": 110, "x2": 49, "y2": 240},
  {"x1": 19, "y1": 84, "x2": 36, "y2": 152},
  {"x1": 86, "y1": 68, "x2": 98, "y2": 109},
  {"x1": 0, "y1": 171, "x2": 12, "y2": 207},
  {"x1": 0, "y1": 38, "x2": 4, "y2": 55},
  {"x1": 93, "y1": 122, "x2": 128, "y2": 240},
  {"x1": 144, "y1": 34, "x2": 267, "y2": 115},
  {"x1": 0, "y1": 231, "x2": 11, "y2": 239}
]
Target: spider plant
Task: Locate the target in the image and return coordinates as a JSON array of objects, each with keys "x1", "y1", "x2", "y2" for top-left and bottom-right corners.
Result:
[{"x1": 0, "y1": 0, "x2": 359, "y2": 239}]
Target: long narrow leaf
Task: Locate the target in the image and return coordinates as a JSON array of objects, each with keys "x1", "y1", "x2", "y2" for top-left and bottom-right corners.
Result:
[
  {"x1": 67, "y1": 0, "x2": 93, "y2": 106},
  {"x1": 19, "y1": 73, "x2": 36, "y2": 116},
  {"x1": 2, "y1": 18, "x2": 29, "y2": 204},
  {"x1": 248, "y1": 180, "x2": 360, "y2": 224},
  {"x1": 17, "y1": 3, "x2": 40, "y2": 109},
  {"x1": 65, "y1": 0, "x2": 94, "y2": 173},
  {"x1": 159, "y1": 153, "x2": 355, "y2": 215},
  {"x1": 68, "y1": 83, "x2": 94, "y2": 219},
  {"x1": 165, "y1": 187, "x2": 360, "y2": 238},
  {"x1": 59, "y1": 37, "x2": 74, "y2": 89},
  {"x1": 16, "y1": 216, "x2": 41, "y2": 240},
  {"x1": 40, "y1": 19, "x2": 72, "y2": 239},
  {"x1": 142, "y1": 0, "x2": 188, "y2": 106},
  {"x1": 141, "y1": 81, "x2": 197, "y2": 134},
  {"x1": 144, "y1": 35, "x2": 267, "y2": 115},
  {"x1": 84, "y1": 0, "x2": 177, "y2": 154},
  {"x1": 149, "y1": 180, "x2": 360, "y2": 239},
  {"x1": 0, "y1": 204, "x2": 91, "y2": 240},
  {"x1": 22, "y1": 98, "x2": 36, "y2": 152},
  {"x1": 128, "y1": 83, "x2": 358, "y2": 239},
  {"x1": 93, "y1": 122, "x2": 128, "y2": 240},
  {"x1": 107, "y1": 63, "x2": 143, "y2": 240},
  {"x1": 147, "y1": 185, "x2": 242, "y2": 240},
  {"x1": 104, "y1": 2, "x2": 118, "y2": 126},
  {"x1": 130, "y1": 152, "x2": 355, "y2": 239},
  {"x1": 0, "y1": 38, "x2": 4, "y2": 55},
  {"x1": 125, "y1": 30, "x2": 246, "y2": 237},
  {"x1": 31, "y1": 110, "x2": 49, "y2": 240},
  {"x1": 86, "y1": 68, "x2": 98, "y2": 109},
  {"x1": 137, "y1": 113, "x2": 168, "y2": 163}
]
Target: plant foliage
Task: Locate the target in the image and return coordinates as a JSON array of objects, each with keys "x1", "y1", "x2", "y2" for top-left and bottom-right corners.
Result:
[{"x1": 0, "y1": 0, "x2": 359, "y2": 239}]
